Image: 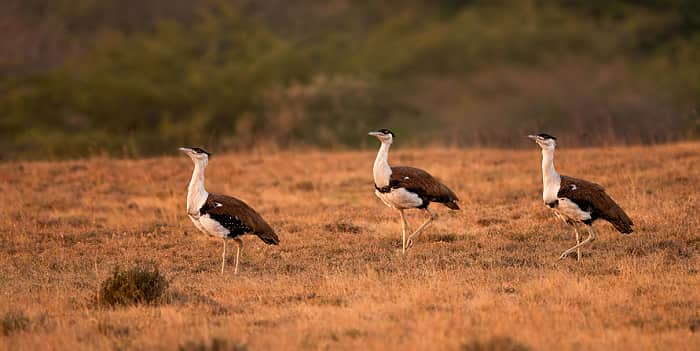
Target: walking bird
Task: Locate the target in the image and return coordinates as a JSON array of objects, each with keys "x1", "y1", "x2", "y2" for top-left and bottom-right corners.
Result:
[
  {"x1": 179, "y1": 147, "x2": 279, "y2": 274},
  {"x1": 528, "y1": 134, "x2": 633, "y2": 260},
  {"x1": 369, "y1": 129, "x2": 460, "y2": 253}
]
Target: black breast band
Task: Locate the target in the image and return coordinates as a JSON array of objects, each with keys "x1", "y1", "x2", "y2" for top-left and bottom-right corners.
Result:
[
  {"x1": 546, "y1": 199, "x2": 559, "y2": 208},
  {"x1": 375, "y1": 184, "x2": 392, "y2": 193}
]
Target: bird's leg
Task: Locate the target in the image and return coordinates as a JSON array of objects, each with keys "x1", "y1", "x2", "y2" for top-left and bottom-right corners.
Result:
[
  {"x1": 233, "y1": 237, "x2": 243, "y2": 275},
  {"x1": 559, "y1": 225, "x2": 596, "y2": 260},
  {"x1": 574, "y1": 225, "x2": 582, "y2": 261},
  {"x1": 406, "y1": 207, "x2": 437, "y2": 249},
  {"x1": 221, "y1": 239, "x2": 227, "y2": 274},
  {"x1": 399, "y1": 209, "x2": 409, "y2": 254}
]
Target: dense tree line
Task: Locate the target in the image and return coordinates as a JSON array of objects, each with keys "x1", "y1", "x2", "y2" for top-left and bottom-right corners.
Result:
[{"x1": 1, "y1": 0, "x2": 699, "y2": 159}]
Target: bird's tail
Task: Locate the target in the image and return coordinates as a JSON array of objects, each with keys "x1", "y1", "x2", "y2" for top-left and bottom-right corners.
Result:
[
  {"x1": 603, "y1": 200, "x2": 634, "y2": 234},
  {"x1": 443, "y1": 200, "x2": 460, "y2": 210},
  {"x1": 612, "y1": 213, "x2": 634, "y2": 234},
  {"x1": 257, "y1": 230, "x2": 280, "y2": 245}
]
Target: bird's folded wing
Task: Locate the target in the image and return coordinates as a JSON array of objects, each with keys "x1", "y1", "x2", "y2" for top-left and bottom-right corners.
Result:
[
  {"x1": 390, "y1": 166, "x2": 459, "y2": 202},
  {"x1": 204, "y1": 194, "x2": 279, "y2": 243},
  {"x1": 558, "y1": 175, "x2": 633, "y2": 232}
]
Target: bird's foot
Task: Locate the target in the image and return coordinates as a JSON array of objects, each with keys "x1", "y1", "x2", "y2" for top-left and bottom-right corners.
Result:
[
  {"x1": 558, "y1": 250, "x2": 571, "y2": 260},
  {"x1": 406, "y1": 239, "x2": 414, "y2": 249}
]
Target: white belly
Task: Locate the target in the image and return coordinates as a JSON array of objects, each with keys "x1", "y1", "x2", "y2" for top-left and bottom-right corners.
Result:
[
  {"x1": 552, "y1": 198, "x2": 591, "y2": 223},
  {"x1": 375, "y1": 188, "x2": 423, "y2": 209},
  {"x1": 190, "y1": 214, "x2": 230, "y2": 238}
]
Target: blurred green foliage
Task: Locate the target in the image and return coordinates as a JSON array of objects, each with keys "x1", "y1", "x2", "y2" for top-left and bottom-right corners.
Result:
[{"x1": 1, "y1": 0, "x2": 699, "y2": 159}]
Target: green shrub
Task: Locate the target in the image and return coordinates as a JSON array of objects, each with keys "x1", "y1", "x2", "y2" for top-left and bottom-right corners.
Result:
[
  {"x1": 98, "y1": 266, "x2": 169, "y2": 307},
  {"x1": 2, "y1": 1, "x2": 699, "y2": 159}
]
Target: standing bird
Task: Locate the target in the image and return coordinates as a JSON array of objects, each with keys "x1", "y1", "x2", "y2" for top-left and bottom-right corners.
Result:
[
  {"x1": 369, "y1": 129, "x2": 460, "y2": 253},
  {"x1": 528, "y1": 134, "x2": 633, "y2": 260},
  {"x1": 179, "y1": 147, "x2": 279, "y2": 274}
]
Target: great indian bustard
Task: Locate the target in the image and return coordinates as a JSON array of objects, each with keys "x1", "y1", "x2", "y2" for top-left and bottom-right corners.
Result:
[
  {"x1": 179, "y1": 147, "x2": 279, "y2": 274},
  {"x1": 528, "y1": 134, "x2": 633, "y2": 261},
  {"x1": 369, "y1": 129, "x2": 460, "y2": 253}
]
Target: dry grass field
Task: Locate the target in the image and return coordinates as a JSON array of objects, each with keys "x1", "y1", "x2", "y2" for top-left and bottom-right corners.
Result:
[{"x1": 1, "y1": 142, "x2": 699, "y2": 350}]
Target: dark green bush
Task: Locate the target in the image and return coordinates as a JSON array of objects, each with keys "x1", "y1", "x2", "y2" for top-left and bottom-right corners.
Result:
[
  {"x1": 1, "y1": 0, "x2": 699, "y2": 159},
  {"x1": 98, "y1": 266, "x2": 169, "y2": 307}
]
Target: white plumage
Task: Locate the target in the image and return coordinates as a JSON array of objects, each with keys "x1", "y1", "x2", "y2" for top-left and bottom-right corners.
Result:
[
  {"x1": 198, "y1": 214, "x2": 231, "y2": 238},
  {"x1": 554, "y1": 198, "x2": 592, "y2": 223},
  {"x1": 375, "y1": 188, "x2": 423, "y2": 209}
]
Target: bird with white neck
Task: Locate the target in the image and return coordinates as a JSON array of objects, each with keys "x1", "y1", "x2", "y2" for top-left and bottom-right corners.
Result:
[
  {"x1": 179, "y1": 147, "x2": 279, "y2": 275},
  {"x1": 528, "y1": 134, "x2": 633, "y2": 261},
  {"x1": 369, "y1": 129, "x2": 460, "y2": 254}
]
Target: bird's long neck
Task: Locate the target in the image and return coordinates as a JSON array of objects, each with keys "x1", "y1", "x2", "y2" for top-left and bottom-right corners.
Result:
[
  {"x1": 373, "y1": 142, "x2": 392, "y2": 187},
  {"x1": 187, "y1": 161, "x2": 209, "y2": 215},
  {"x1": 541, "y1": 148, "x2": 561, "y2": 202}
]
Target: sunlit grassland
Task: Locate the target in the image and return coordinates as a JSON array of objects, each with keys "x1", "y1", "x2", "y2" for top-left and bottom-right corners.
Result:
[{"x1": 0, "y1": 142, "x2": 698, "y2": 350}]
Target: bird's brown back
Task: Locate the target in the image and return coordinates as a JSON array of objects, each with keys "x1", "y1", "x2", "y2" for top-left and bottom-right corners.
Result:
[
  {"x1": 558, "y1": 175, "x2": 633, "y2": 233},
  {"x1": 390, "y1": 166, "x2": 460, "y2": 209},
  {"x1": 205, "y1": 194, "x2": 280, "y2": 244}
]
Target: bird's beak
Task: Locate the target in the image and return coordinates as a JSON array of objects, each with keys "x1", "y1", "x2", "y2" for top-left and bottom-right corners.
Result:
[
  {"x1": 368, "y1": 132, "x2": 383, "y2": 137},
  {"x1": 178, "y1": 147, "x2": 193, "y2": 153},
  {"x1": 527, "y1": 135, "x2": 539, "y2": 141}
]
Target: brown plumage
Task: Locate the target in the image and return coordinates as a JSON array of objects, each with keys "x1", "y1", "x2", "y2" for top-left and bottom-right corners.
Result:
[
  {"x1": 558, "y1": 175, "x2": 633, "y2": 234},
  {"x1": 387, "y1": 166, "x2": 460, "y2": 210},
  {"x1": 202, "y1": 194, "x2": 280, "y2": 245}
]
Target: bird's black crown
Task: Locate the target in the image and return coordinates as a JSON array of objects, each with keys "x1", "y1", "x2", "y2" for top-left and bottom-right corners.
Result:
[
  {"x1": 377, "y1": 129, "x2": 395, "y2": 137},
  {"x1": 189, "y1": 147, "x2": 211, "y2": 156},
  {"x1": 537, "y1": 133, "x2": 557, "y2": 140}
]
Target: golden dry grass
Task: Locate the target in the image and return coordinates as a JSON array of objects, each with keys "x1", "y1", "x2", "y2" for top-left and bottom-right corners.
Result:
[{"x1": 1, "y1": 142, "x2": 699, "y2": 350}]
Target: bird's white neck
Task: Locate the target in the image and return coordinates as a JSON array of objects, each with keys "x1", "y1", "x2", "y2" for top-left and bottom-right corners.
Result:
[
  {"x1": 373, "y1": 141, "x2": 393, "y2": 187},
  {"x1": 187, "y1": 161, "x2": 209, "y2": 215},
  {"x1": 541, "y1": 148, "x2": 561, "y2": 203}
]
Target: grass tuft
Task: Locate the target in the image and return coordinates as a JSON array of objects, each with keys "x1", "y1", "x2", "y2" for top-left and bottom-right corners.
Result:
[
  {"x1": 2, "y1": 310, "x2": 30, "y2": 336},
  {"x1": 178, "y1": 338, "x2": 247, "y2": 351},
  {"x1": 429, "y1": 233, "x2": 460, "y2": 243},
  {"x1": 324, "y1": 222, "x2": 362, "y2": 234},
  {"x1": 460, "y1": 336, "x2": 530, "y2": 351},
  {"x1": 97, "y1": 266, "x2": 169, "y2": 307}
]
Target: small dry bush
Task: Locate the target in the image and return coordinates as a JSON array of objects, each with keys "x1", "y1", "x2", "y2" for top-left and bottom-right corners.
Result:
[
  {"x1": 324, "y1": 221, "x2": 362, "y2": 234},
  {"x1": 98, "y1": 266, "x2": 169, "y2": 307},
  {"x1": 178, "y1": 338, "x2": 247, "y2": 351},
  {"x1": 2, "y1": 310, "x2": 30, "y2": 336},
  {"x1": 461, "y1": 337, "x2": 530, "y2": 351}
]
